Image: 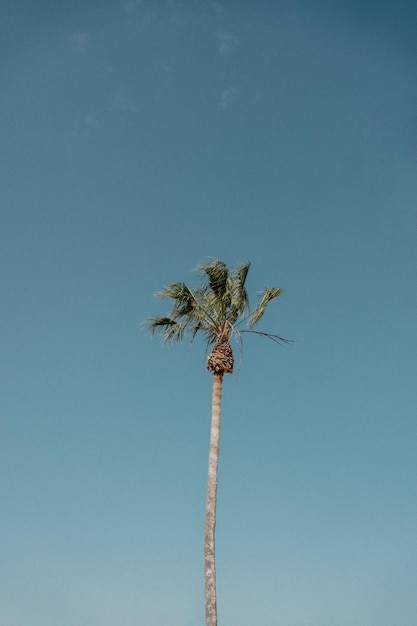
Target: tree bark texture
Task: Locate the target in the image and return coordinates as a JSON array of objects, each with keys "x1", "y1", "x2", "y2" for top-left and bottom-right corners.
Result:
[{"x1": 204, "y1": 372, "x2": 223, "y2": 626}]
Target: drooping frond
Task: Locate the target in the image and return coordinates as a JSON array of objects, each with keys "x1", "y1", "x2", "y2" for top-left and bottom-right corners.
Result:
[
  {"x1": 193, "y1": 288, "x2": 218, "y2": 318},
  {"x1": 146, "y1": 317, "x2": 186, "y2": 344},
  {"x1": 155, "y1": 282, "x2": 195, "y2": 319},
  {"x1": 247, "y1": 287, "x2": 283, "y2": 328},
  {"x1": 240, "y1": 329, "x2": 292, "y2": 345},
  {"x1": 154, "y1": 282, "x2": 218, "y2": 336},
  {"x1": 197, "y1": 260, "x2": 229, "y2": 297},
  {"x1": 227, "y1": 261, "x2": 250, "y2": 322},
  {"x1": 145, "y1": 260, "x2": 289, "y2": 354}
]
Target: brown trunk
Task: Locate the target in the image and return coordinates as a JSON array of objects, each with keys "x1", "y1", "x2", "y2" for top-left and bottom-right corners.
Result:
[{"x1": 204, "y1": 371, "x2": 223, "y2": 626}]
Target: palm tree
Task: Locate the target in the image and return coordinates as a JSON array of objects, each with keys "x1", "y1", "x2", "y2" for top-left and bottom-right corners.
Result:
[{"x1": 146, "y1": 259, "x2": 288, "y2": 626}]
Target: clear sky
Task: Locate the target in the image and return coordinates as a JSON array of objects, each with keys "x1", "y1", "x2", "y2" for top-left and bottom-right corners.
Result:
[{"x1": 2, "y1": 1, "x2": 417, "y2": 625}]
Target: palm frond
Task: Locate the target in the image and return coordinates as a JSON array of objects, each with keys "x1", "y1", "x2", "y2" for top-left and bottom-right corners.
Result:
[
  {"x1": 146, "y1": 316, "x2": 175, "y2": 333},
  {"x1": 156, "y1": 283, "x2": 194, "y2": 317},
  {"x1": 232, "y1": 262, "x2": 250, "y2": 289},
  {"x1": 155, "y1": 283, "x2": 217, "y2": 330},
  {"x1": 197, "y1": 260, "x2": 229, "y2": 297},
  {"x1": 228, "y1": 261, "x2": 251, "y2": 322},
  {"x1": 145, "y1": 259, "x2": 289, "y2": 354},
  {"x1": 247, "y1": 287, "x2": 283, "y2": 328},
  {"x1": 146, "y1": 316, "x2": 186, "y2": 344},
  {"x1": 240, "y1": 329, "x2": 292, "y2": 344}
]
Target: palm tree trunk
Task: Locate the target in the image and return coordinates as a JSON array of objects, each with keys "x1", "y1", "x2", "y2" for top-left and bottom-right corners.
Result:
[{"x1": 204, "y1": 371, "x2": 223, "y2": 626}]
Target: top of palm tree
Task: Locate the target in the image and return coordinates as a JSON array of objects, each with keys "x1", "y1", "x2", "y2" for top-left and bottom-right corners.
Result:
[{"x1": 145, "y1": 260, "x2": 290, "y2": 358}]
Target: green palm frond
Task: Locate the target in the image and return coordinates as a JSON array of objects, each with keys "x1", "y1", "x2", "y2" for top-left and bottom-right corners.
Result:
[
  {"x1": 232, "y1": 261, "x2": 250, "y2": 289},
  {"x1": 239, "y1": 329, "x2": 292, "y2": 344},
  {"x1": 156, "y1": 282, "x2": 195, "y2": 317},
  {"x1": 197, "y1": 260, "x2": 229, "y2": 297},
  {"x1": 155, "y1": 282, "x2": 218, "y2": 332},
  {"x1": 193, "y1": 288, "x2": 217, "y2": 314},
  {"x1": 247, "y1": 287, "x2": 283, "y2": 328},
  {"x1": 146, "y1": 316, "x2": 186, "y2": 343},
  {"x1": 227, "y1": 262, "x2": 250, "y2": 322},
  {"x1": 145, "y1": 260, "x2": 289, "y2": 349}
]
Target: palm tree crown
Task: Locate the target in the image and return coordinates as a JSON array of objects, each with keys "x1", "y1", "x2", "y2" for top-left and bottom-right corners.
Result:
[{"x1": 146, "y1": 259, "x2": 287, "y2": 373}]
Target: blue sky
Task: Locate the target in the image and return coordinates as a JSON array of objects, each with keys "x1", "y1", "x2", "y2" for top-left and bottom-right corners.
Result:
[{"x1": 2, "y1": 1, "x2": 417, "y2": 624}]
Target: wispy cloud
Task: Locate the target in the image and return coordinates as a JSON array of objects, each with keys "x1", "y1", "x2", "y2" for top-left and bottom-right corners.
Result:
[
  {"x1": 63, "y1": 116, "x2": 100, "y2": 159},
  {"x1": 84, "y1": 115, "x2": 101, "y2": 130},
  {"x1": 70, "y1": 32, "x2": 90, "y2": 55},
  {"x1": 210, "y1": 1, "x2": 223, "y2": 16},
  {"x1": 124, "y1": 0, "x2": 141, "y2": 15},
  {"x1": 197, "y1": 0, "x2": 223, "y2": 16},
  {"x1": 217, "y1": 31, "x2": 239, "y2": 55},
  {"x1": 109, "y1": 95, "x2": 137, "y2": 113},
  {"x1": 219, "y1": 86, "x2": 239, "y2": 111}
]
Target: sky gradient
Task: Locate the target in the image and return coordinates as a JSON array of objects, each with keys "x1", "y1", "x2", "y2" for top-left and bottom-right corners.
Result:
[{"x1": 2, "y1": 1, "x2": 417, "y2": 625}]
